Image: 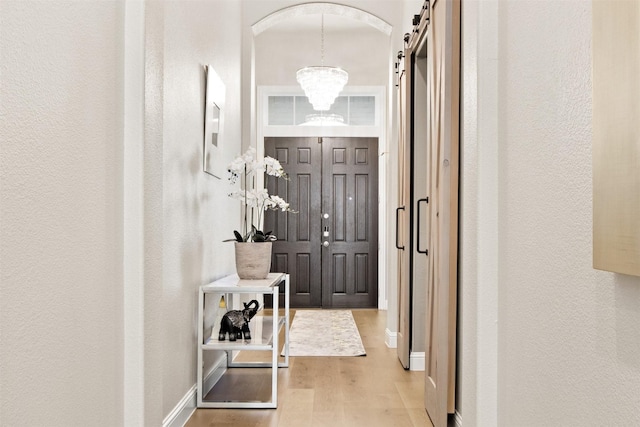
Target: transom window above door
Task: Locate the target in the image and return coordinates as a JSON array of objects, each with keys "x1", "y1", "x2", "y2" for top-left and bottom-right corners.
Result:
[{"x1": 267, "y1": 95, "x2": 376, "y2": 126}]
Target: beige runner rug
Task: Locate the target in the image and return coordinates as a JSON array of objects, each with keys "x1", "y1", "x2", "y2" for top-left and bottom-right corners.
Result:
[{"x1": 285, "y1": 310, "x2": 366, "y2": 357}]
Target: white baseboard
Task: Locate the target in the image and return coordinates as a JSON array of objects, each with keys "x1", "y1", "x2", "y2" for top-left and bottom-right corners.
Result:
[
  {"x1": 163, "y1": 353, "x2": 227, "y2": 427},
  {"x1": 385, "y1": 328, "x2": 397, "y2": 348},
  {"x1": 203, "y1": 353, "x2": 227, "y2": 395},
  {"x1": 454, "y1": 410, "x2": 462, "y2": 426},
  {"x1": 162, "y1": 385, "x2": 196, "y2": 427},
  {"x1": 409, "y1": 351, "x2": 425, "y2": 371}
]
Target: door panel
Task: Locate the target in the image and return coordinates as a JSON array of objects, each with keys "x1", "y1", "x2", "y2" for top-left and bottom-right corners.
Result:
[
  {"x1": 265, "y1": 137, "x2": 322, "y2": 307},
  {"x1": 420, "y1": 0, "x2": 461, "y2": 424},
  {"x1": 322, "y1": 137, "x2": 378, "y2": 308},
  {"x1": 265, "y1": 137, "x2": 378, "y2": 309},
  {"x1": 397, "y1": 54, "x2": 412, "y2": 369}
]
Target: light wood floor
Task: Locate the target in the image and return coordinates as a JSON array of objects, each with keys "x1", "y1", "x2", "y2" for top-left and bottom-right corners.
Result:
[{"x1": 186, "y1": 309, "x2": 433, "y2": 427}]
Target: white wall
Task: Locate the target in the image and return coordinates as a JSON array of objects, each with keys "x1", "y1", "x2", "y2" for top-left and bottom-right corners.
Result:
[
  {"x1": 158, "y1": 0, "x2": 243, "y2": 419},
  {"x1": 0, "y1": 2, "x2": 125, "y2": 426},
  {"x1": 254, "y1": 28, "x2": 389, "y2": 86},
  {"x1": 0, "y1": 1, "x2": 244, "y2": 425},
  {"x1": 460, "y1": 0, "x2": 640, "y2": 425}
]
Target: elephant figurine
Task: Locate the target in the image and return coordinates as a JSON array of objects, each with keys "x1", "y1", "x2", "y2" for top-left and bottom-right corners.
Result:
[{"x1": 218, "y1": 300, "x2": 260, "y2": 341}]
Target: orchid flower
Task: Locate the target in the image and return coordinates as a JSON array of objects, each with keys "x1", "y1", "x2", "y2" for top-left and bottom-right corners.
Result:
[{"x1": 226, "y1": 147, "x2": 295, "y2": 242}]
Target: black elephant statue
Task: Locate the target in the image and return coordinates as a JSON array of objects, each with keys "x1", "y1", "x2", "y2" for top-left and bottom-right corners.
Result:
[{"x1": 218, "y1": 300, "x2": 260, "y2": 341}]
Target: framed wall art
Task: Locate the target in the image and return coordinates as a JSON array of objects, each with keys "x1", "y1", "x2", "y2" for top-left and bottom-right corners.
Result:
[
  {"x1": 203, "y1": 64, "x2": 225, "y2": 178},
  {"x1": 592, "y1": 1, "x2": 640, "y2": 277}
]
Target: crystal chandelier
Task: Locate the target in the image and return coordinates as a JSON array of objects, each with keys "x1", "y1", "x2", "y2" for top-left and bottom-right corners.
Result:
[
  {"x1": 300, "y1": 113, "x2": 346, "y2": 126},
  {"x1": 296, "y1": 15, "x2": 348, "y2": 111}
]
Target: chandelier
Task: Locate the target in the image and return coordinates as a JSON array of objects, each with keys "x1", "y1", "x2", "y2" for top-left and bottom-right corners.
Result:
[
  {"x1": 300, "y1": 113, "x2": 346, "y2": 126},
  {"x1": 296, "y1": 15, "x2": 348, "y2": 111}
]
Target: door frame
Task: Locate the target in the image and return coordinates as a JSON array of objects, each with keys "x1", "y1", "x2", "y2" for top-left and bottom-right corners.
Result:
[{"x1": 256, "y1": 85, "x2": 388, "y2": 309}]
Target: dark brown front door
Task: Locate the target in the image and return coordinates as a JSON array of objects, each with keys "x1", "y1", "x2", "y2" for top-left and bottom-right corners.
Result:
[
  {"x1": 265, "y1": 137, "x2": 322, "y2": 307},
  {"x1": 264, "y1": 137, "x2": 378, "y2": 308}
]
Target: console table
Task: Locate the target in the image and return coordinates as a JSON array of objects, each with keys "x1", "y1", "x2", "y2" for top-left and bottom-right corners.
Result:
[{"x1": 196, "y1": 273, "x2": 289, "y2": 408}]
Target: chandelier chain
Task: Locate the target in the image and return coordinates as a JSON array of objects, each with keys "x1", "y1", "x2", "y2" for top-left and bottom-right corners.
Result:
[
  {"x1": 321, "y1": 14, "x2": 324, "y2": 65},
  {"x1": 296, "y1": 13, "x2": 348, "y2": 111}
]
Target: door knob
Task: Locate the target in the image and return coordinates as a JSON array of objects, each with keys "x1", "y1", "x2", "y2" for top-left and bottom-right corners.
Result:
[
  {"x1": 322, "y1": 241, "x2": 329, "y2": 247},
  {"x1": 322, "y1": 213, "x2": 329, "y2": 219}
]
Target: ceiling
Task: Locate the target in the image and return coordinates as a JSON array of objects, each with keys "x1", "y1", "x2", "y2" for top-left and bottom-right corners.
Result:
[{"x1": 267, "y1": 13, "x2": 373, "y2": 33}]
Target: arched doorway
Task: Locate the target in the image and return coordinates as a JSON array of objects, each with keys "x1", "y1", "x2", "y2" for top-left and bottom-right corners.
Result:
[{"x1": 250, "y1": 3, "x2": 394, "y2": 309}]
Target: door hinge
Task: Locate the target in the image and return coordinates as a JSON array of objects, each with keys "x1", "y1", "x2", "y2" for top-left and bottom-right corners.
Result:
[{"x1": 318, "y1": 137, "x2": 323, "y2": 144}]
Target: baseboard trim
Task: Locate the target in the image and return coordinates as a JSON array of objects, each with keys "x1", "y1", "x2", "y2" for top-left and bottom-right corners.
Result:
[
  {"x1": 163, "y1": 353, "x2": 227, "y2": 427},
  {"x1": 385, "y1": 328, "x2": 397, "y2": 348},
  {"x1": 454, "y1": 410, "x2": 463, "y2": 426},
  {"x1": 409, "y1": 351, "x2": 425, "y2": 371},
  {"x1": 162, "y1": 385, "x2": 196, "y2": 427},
  {"x1": 203, "y1": 353, "x2": 227, "y2": 396}
]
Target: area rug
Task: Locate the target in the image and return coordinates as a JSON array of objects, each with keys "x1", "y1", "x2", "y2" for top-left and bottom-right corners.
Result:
[{"x1": 285, "y1": 310, "x2": 366, "y2": 357}]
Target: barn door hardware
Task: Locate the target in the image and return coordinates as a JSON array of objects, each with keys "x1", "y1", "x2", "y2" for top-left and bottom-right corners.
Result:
[{"x1": 417, "y1": 197, "x2": 429, "y2": 255}]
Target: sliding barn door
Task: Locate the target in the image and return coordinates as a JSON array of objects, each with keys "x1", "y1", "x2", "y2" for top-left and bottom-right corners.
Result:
[
  {"x1": 396, "y1": 53, "x2": 412, "y2": 369},
  {"x1": 422, "y1": 0, "x2": 461, "y2": 425}
]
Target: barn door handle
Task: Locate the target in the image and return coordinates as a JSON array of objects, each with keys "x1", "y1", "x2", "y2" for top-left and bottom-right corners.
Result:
[
  {"x1": 395, "y1": 206, "x2": 405, "y2": 250},
  {"x1": 417, "y1": 197, "x2": 429, "y2": 255}
]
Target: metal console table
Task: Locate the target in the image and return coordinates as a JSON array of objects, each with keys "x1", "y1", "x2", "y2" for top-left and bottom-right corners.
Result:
[{"x1": 196, "y1": 272, "x2": 289, "y2": 408}]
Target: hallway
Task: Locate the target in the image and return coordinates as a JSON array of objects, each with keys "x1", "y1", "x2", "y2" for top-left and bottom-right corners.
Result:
[{"x1": 185, "y1": 310, "x2": 432, "y2": 427}]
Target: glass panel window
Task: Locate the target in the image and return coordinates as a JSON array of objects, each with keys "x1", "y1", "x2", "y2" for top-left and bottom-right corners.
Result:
[
  {"x1": 268, "y1": 96, "x2": 294, "y2": 125},
  {"x1": 267, "y1": 94, "x2": 377, "y2": 126},
  {"x1": 349, "y1": 96, "x2": 375, "y2": 126},
  {"x1": 294, "y1": 96, "x2": 315, "y2": 125},
  {"x1": 331, "y1": 96, "x2": 349, "y2": 123}
]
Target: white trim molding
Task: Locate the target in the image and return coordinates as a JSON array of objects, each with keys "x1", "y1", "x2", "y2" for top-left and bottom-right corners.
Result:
[
  {"x1": 162, "y1": 386, "x2": 196, "y2": 427},
  {"x1": 385, "y1": 328, "x2": 397, "y2": 348},
  {"x1": 123, "y1": 0, "x2": 145, "y2": 424},
  {"x1": 252, "y1": 3, "x2": 392, "y2": 36},
  {"x1": 454, "y1": 410, "x2": 463, "y2": 427},
  {"x1": 163, "y1": 353, "x2": 227, "y2": 427},
  {"x1": 409, "y1": 352, "x2": 425, "y2": 371}
]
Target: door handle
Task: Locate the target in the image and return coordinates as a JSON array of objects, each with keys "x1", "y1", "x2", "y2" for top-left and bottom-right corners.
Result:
[
  {"x1": 395, "y1": 206, "x2": 405, "y2": 250},
  {"x1": 417, "y1": 197, "x2": 429, "y2": 255},
  {"x1": 322, "y1": 241, "x2": 329, "y2": 247}
]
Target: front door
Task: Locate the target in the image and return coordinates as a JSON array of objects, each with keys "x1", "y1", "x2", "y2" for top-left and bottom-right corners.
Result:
[{"x1": 264, "y1": 137, "x2": 378, "y2": 308}]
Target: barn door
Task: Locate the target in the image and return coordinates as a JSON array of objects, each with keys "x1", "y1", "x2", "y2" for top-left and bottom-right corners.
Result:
[
  {"x1": 420, "y1": 0, "x2": 461, "y2": 425},
  {"x1": 396, "y1": 53, "x2": 412, "y2": 369}
]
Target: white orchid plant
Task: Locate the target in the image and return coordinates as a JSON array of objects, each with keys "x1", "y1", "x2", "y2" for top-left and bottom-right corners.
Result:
[{"x1": 226, "y1": 147, "x2": 294, "y2": 242}]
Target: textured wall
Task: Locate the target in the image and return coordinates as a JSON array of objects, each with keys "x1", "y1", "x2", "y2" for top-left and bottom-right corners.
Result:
[
  {"x1": 0, "y1": 2, "x2": 125, "y2": 426},
  {"x1": 160, "y1": 0, "x2": 242, "y2": 418},
  {"x1": 459, "y1": 0, "x2": 640, "y2": 425},
  {"x1": 498, "y1": 1, "x2": 640, "y2": 424},
  {"x1": 458, "y1": 0, "x2": 480, "y2": 421}
]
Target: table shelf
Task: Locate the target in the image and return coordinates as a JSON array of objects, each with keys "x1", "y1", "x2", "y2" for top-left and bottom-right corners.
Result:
[{"x1": 202, "y1": 315, "x2": 286, "y2": 351}]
